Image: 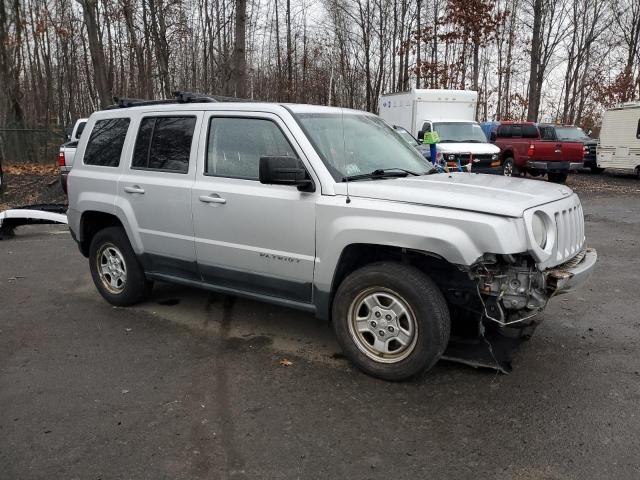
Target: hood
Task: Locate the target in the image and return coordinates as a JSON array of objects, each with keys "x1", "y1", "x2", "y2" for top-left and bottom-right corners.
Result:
[
  {"x1": 436, "y1": 143, "x2": 500, "y2": 154},
  {"x1": 343, "y1": 173, "x2": 573, "y2": 217}
]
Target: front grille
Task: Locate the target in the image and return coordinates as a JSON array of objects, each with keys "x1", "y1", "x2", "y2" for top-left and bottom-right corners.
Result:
[{"x1": 554, "y1": 203, "x2": 585, "y2": 263}]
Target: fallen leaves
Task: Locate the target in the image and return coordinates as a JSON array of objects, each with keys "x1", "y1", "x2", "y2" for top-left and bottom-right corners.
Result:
[
  {"x1": 0, "y1": 162, "x2": 66, "y2": 212},
  {"x1": 4, "y1": 163, "x2": 58, "y2": 175}
]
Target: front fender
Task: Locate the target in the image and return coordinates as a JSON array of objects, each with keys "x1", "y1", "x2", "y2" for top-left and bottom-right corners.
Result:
[{"x1": 314, "y1": 196, "x2": 528, "y2": 293}]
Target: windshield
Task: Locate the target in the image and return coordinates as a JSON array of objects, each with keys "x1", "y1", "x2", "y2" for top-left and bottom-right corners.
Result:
[
  {"x1": 432, "y1": 122, "x2": 488, "y2": 143},
  {"x1": 554, "y1": 126, "x2": 591, "y2": 141},
  {"x1": 393, "y1": 127, "x2": 420, "y2": 146},
  {"x1": 295, "y1": 111, "x2": 434, "y2": 181}
]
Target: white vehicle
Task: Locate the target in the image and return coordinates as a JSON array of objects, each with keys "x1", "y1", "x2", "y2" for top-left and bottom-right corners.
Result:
[
  {"x1": 58, "y1": 118, "x2": 88, "y2": 193},
  {"x1": 597, "y1": 103, "x2": 640, "y2": 178},
  {"x1": 379, "y1": 89, "x2": 501, "y2": 173}
]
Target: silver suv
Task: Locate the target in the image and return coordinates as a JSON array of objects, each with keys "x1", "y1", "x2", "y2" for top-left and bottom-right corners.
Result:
[{"x1": 67, "y1": 97, "x2": 597, "y2": 380}]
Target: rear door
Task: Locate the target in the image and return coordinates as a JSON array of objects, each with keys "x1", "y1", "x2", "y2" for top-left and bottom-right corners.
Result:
[
  {"x1": 191, "y1": 112, "x2": 317, "y2": 303},
  {"x1": 116, "y1": 112, "x2": 202, "y2": 279},
  {"x1": 535, "y1": 125, "x2": 558, "y2": 161}
]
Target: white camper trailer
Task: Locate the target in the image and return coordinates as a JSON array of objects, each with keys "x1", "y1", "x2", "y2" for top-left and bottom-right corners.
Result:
[
  {"x1": 379, "y1": 89, "x2": 478, "y2": 137},
  {"x1": 597, "y1": 103, "x2": 640, "y2": 178}
]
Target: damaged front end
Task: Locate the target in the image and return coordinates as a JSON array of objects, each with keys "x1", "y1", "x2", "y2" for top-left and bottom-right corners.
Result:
[{"x1": 441, "y1": 248, "x2": 596, "y2": 373}]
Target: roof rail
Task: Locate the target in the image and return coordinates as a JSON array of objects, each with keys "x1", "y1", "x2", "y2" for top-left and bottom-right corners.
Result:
[{"x1": 105, "y1": 91, "x2": 250, "y2": 110}]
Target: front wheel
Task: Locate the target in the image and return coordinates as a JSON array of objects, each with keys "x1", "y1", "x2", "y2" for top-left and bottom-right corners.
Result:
[
  {"x1": 548, "y1": 172, "x2": 568, "y2": 184},
  {"x1": 89, "y1": 226, "x2": 153, "y2": 306},
  {"x1": 332, "y1": 262, "x2": 450, "y2": 381}
]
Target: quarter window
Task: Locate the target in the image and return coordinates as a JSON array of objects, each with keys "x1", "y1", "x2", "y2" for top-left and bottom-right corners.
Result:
[
  {"x1": 132, "y1": 116, "x2": 196, "y2": 173},
  {"x1": 206, "y1": 117, "x2": 296, "y2": 180},
  {"x1": 84, "y1": 118, "x2": 130, "y2": 167}
]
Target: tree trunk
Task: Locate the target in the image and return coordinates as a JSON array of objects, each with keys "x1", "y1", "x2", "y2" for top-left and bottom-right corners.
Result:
[
  {"x1": 286, "y1": 0, "x2": 293, "y2": 101},
  {"x1": 233, "y1": 0, "x2": 247, "y2": 97},
  {"x1": 526, "y1": 0, "x2": 543, "y2": 121},
  {"x1": 77, "y1": 0, "x2": 111, "y2": 108}
]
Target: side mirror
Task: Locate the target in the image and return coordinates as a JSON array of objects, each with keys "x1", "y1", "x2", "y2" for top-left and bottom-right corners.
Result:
[
  {"x1": 490, "y1": 131, "x2": 497, "y2": 141},
  {"x1": 259, "y1": 156, "x2": 315, "y2": 192}
]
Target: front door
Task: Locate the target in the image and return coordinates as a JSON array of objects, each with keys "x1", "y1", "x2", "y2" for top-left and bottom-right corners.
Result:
[{"x1": 191, "y1": 112, "x2": 317, "y2": 303}]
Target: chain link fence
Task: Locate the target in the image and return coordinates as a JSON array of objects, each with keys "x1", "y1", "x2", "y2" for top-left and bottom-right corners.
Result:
[{"x1": 0, "y1": 128, "x2": 66, "y2": 165}]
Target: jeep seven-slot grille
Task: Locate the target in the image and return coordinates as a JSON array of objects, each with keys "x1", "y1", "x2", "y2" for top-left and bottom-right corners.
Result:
[{"x1": 554, "y1": 203, "x2": 585, "y2": 263}]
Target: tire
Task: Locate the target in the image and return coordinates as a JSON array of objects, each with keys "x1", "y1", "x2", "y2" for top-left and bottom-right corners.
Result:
[
  {"x1": 503, "y1": 158, "x2": 520, "y2": 177},
  {"x1": 590, "y1": 166, "x2": 605, "y2": 174},
  {"x1": 89, "y1": 226, "x2": 152, "y2": 306},
  {"x1": 548, "y1": 172, "x2": 568, "y2": 184},
  {"x1": 332, "y1": 262, "x2": 450, "y2": 381}
]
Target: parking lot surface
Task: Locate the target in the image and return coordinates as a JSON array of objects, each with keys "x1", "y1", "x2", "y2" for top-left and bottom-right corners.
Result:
[{"x1": 1, "y1": 175, "x2": 639, "y2": 479}]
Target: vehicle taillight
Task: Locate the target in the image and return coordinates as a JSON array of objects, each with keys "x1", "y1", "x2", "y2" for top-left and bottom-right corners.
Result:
[
  {"x1": 58, "y1": 151, "x2": 65, "y2": 167},
  {"x1": 527, "y1": 144, "x2": 535, "y2": 157}
]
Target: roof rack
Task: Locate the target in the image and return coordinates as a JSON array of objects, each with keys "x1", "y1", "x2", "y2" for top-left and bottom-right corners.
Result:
[{"x1": 105, "y1": 91, "x2": 250, "y2": 109}]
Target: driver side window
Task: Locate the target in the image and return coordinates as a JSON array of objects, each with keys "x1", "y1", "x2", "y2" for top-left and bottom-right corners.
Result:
[{"x1": 206, "y1": 117, "x2": 297, "y2": 180}]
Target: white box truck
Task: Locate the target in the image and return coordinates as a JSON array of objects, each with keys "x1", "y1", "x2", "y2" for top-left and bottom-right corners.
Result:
[
  {"x1": 597, "y1": 103, "x2": 640, "y2": 178},
  {"x1": 379, "y1": 89, "x2": 501, "y2": 173}
]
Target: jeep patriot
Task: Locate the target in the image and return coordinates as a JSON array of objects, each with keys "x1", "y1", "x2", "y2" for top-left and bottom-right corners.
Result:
[{"x1": 67, "y1": 96, "x2": 597, "y2": 380}]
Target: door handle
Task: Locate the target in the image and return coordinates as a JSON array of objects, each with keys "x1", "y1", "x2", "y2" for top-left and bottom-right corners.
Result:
[
  {"x1": 199, "y1": 194, "x2": 226, "y2": 205},
  {"x1": 124, "y1": 185, "x2": 145, "y2": 194}
]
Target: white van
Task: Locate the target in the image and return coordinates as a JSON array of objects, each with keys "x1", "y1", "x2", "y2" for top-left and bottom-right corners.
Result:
[
  {"x1": 379, "y1": 89, "x2": 501, "y2": 173},
  {"x1": 597, "y1": 103, "x2": 640, "y2": 178}
]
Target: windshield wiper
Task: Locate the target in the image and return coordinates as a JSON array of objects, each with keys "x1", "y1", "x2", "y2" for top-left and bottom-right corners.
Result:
[{"x1": 342, "y1": 168, "x2": 423, "y2": 182}]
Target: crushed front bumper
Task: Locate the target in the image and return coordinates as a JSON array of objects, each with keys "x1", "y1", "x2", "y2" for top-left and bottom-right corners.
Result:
[{"x1": 546, "y1": 247, "x2": 597, "y2": 293}]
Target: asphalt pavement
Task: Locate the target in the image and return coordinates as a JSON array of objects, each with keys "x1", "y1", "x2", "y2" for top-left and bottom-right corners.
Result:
[{"x1": 1, "y1": 187, "x2": 639, "y2": 479}]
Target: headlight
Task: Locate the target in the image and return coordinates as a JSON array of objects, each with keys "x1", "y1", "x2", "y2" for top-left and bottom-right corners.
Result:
[
  {"x1": 532, "y1": 212, "x2": 547, "y2": 248},
  {"x1": 491, "y1": 154, "x2": 498, "y2": 160}
]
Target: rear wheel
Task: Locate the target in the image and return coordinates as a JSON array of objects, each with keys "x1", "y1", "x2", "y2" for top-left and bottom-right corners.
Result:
[
  {"x1": 89, "y1": 226, "x2": 152, "y2": 306},
  {"x1": 503, "y1": 158, "x2": 519, "y2": 177},
  {"x1": 548, "y1": 172, "x2": 568, "y2": 184},
  {"x1": 332, "y1": 262, "x2": 450, "y2": 381}
]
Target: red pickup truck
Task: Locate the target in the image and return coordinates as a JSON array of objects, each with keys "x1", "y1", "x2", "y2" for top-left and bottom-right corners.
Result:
[{"x1": 489, "y1": 122, "x2": 584, "y2": 183}]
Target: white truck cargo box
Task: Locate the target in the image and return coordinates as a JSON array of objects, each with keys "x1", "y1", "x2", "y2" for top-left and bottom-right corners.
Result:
[{"x1": 379, "y1": 89, "x2": 477, "y2": 137}]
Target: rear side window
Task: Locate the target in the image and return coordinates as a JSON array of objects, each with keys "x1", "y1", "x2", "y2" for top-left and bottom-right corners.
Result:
[
  {"x1": 523, "y1": 125, "x2": 539, "y2": 138},
  {"x1": 497, "y1": 125, "x2": 511, "y2": 138},
  {"x1": 511, "y1": 125, "x2": 522, "y2": 137},
  {"x1": 539, "y1": 126, "x2": 555, "y2": 140},
  {"x1": 84, "y1": 118, "x2": 130, "y2": 167},
  {"x1": 132, "y1": 116, "x2": 196, "y2": 173},
  {"x1": 206, "y1": 117, "x2": 296, "y2": 180}
]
